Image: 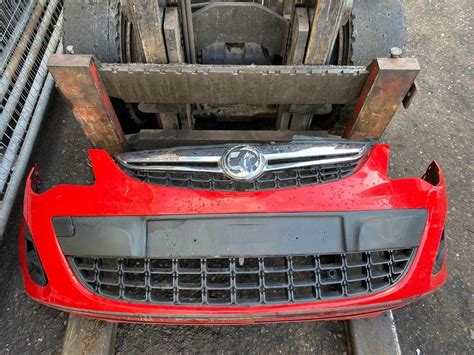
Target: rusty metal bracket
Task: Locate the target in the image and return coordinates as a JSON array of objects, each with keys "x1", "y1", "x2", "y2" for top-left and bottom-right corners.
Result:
[
  {"x1": 343, "y1": 58, "x2": 420, "y2": 139},
  {"x1": 48, "y1": 54, "x2": 127, "y2": 154}
]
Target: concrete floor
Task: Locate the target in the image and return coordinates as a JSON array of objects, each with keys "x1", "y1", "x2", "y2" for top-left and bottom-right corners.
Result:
[{"x1": 0, "y1": 0, "x2": 472, "y2": 353}]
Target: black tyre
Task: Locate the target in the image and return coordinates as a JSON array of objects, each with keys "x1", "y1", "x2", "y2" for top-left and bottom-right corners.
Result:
[{"x1": 64, "y1": 0, "x2": 122, "y2": 62}]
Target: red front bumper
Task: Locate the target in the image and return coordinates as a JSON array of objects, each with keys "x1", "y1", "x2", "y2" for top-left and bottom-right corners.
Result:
[{"x1": 20, "y1": 144, "x2": 447, "y2": 324}]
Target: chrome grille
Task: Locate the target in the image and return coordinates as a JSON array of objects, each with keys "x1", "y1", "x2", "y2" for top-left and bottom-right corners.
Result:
[
  {"x1": 125, "y1": 161, "x2": 359, "y2": 191},
  {"x1": 117, "y1": 141, "x2": 370, "y2": 191},
  {"x1": 69, "y1": 248, "x2": 415, "y2": 306}
]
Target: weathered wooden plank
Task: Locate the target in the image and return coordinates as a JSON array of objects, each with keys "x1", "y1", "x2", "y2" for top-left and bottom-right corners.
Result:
[
  {"x1": 164, "y1": 7, "x2": 185, "y2": 63},
  {"x1": 160, "y1": 6, "x2": 185, "y2": 129},
  {"x1": 343, "y1": 58, "x2": 420, "y2": 139},
  {"x1": 279, "y1": 6, "x2": 307, "y2": 130},
  {"x1": 128, "y1": 0, "x2": 168, "y2": 63},
  {"x1": 48, "y1": 54, "x2": 127, "y2": 154},
  {"x1": 286, "y1": 7, "x2": 309, "y2": 65},
  {"x1": 100, "y1": 63, "x2": 369, "y2": 105},
  {"x1": 290, "y1": 113, "x2": 313, "y2": 130},
  {"x1": 285, "y1": 7, "x2": 311, "y2": 130},
  {"x1": 349, "y1": 311, "x2": 402, "y2": 355},
  {"x1": 276, "y1": 104, "x2": 291, "y2": 130},
  {"x1": 282, "y1": 0, "x2": 295, "y2": 20},
  {"x1": 304, "y1": 0, "x2": 350, "y2": 65},
  {"x1": 62, "y1": 315, "x2": 117, "y2": 355},
  {"x1": 158, "y1": 112, "x2": 179, "y2": 129}
]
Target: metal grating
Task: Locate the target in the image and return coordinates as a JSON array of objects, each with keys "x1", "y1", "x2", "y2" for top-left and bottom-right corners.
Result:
[
  {"x1": 69, "y1": 248, "x2": 415, "y2": 306},
  {"x1": 125, "y1": 160, "x2": 359, "y2": 191},
  {"x1": 0, "y1": 0, "x2": 63, "y2": 237}
]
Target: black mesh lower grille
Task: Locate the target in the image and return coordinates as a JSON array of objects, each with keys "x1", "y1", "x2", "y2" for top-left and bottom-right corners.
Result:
[
  {"x1": 69, "y1": 249, "x2": 415, "y2": 306},
  {"x1": 124, "y1": 161, "x2": 358, "y2": 191}
]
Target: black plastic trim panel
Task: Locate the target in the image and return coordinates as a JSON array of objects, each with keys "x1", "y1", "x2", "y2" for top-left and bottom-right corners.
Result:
[{"x1": 54, "y1": 210, "x2": 427, "y2": 258}]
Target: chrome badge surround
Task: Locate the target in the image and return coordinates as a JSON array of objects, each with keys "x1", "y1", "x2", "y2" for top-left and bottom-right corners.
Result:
[{"x1": 220, "y1": 145, "x2": 267, "y2": 181}]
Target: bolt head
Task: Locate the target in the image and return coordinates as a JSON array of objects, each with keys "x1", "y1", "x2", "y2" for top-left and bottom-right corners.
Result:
[{"x1": 390, "y1": 47, "x2": 403, "y2": 58}]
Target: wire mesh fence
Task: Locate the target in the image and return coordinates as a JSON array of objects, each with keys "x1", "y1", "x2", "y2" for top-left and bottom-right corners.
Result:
[
  {"x1": 0, "y1": 0, "x2": 36, "y2": 73},
  {"x1": 0, "y1": 0, "x2": 64, "y2": 237}
]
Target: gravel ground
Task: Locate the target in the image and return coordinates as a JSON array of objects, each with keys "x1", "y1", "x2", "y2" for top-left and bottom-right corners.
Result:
[
  {"x1": 388, "y1": 0, "x2": 473, "y2": 353},
  {"x1": 0, "y1": 0, "x2": 472, "y2": 353},
  {"x1": 115, "y1": 322, "x2": 348, "y2": 354}
]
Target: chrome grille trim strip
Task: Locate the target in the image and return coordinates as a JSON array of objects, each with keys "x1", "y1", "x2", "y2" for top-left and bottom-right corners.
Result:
[
  {"x1": 117, "y1": 161, "x2": 223, "y2": 173},
  {"x1": 265, "y1": 155, "x2": 364, "y2": 172},
  {"x1": 116, "y1": 141, "x2": 371, "y2": 175}
]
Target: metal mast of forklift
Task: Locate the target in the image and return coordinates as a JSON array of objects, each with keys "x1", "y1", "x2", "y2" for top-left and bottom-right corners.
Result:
[{"x1": 49, "y1": 0, "x2": 418, "y2": 155}]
